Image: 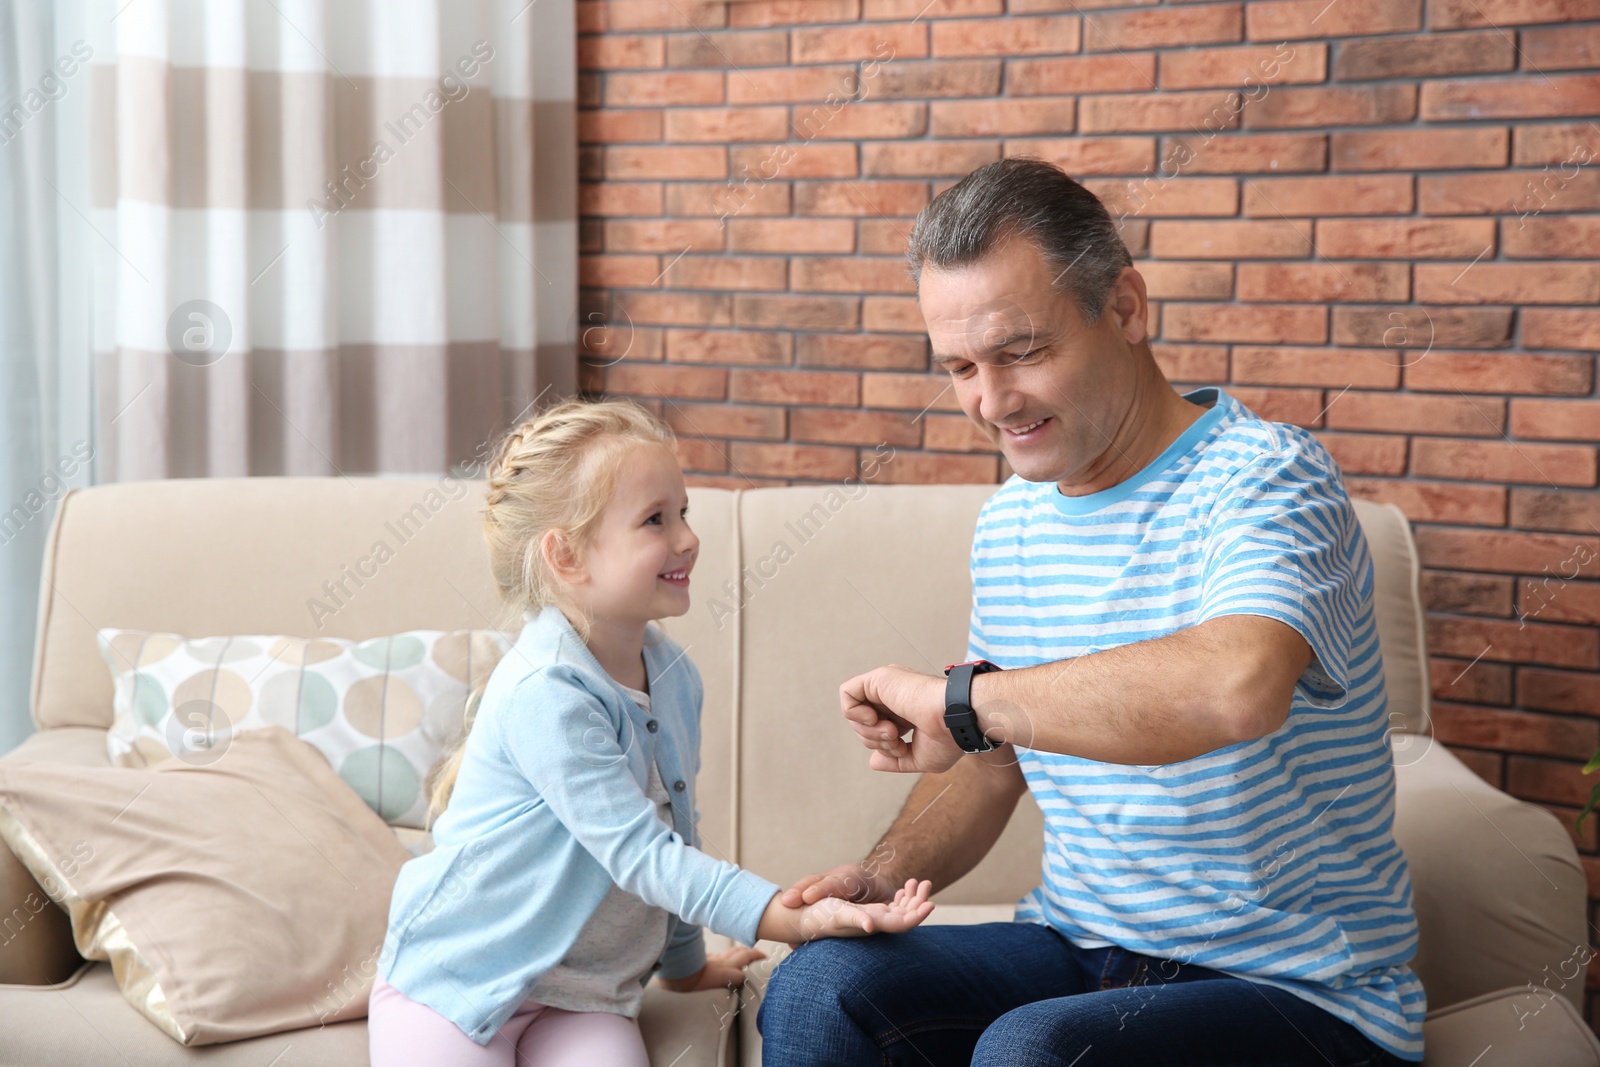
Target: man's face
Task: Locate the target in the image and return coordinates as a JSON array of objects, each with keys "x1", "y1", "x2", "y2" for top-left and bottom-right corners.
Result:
[{"x1": 920, "y1": 237, "x2": 1147, "y2": 487}]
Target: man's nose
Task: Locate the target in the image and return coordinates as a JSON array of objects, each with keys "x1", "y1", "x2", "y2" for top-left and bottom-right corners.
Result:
[{"x1": 974, "y1": 365, "x2": 1022, "y2": 426}]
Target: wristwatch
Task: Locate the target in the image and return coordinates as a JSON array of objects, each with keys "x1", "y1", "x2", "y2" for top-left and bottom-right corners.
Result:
[{"x1": 942, "y1": 660, "x2": 1003, "y2": 753}]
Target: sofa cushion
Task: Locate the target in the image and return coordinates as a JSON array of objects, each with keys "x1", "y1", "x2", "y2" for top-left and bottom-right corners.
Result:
[
  {"x1": 0, "y1": 727, "x2": 410, "y2": 1045},
  {"x1": 98, "y1": 628, "x2": 508, "y2": 828}
]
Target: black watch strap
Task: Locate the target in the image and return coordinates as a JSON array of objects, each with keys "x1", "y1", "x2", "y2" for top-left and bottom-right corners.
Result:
[{"x1": 942, "y1": 660, "x2": 1003, "y2": 753}]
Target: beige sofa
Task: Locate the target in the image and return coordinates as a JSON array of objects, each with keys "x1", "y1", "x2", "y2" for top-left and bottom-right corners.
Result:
[{"x1": 1, "y1": 476, "x2": 1596, "y2": 1066}]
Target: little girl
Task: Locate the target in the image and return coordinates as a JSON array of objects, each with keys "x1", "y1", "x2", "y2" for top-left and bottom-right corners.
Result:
[{"x1": 368, "y1": 399, "x2": 935, "y2": 1065}]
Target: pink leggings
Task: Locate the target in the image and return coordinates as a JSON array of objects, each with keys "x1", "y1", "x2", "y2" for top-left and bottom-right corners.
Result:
[{"x1": 368, "y1": 972, "x2": 649, "y2": 1067}]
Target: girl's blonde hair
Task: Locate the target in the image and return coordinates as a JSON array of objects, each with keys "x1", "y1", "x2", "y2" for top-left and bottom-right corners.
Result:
[{"x1": 425, "y1": 398, "x2": 676, "y2": 825}]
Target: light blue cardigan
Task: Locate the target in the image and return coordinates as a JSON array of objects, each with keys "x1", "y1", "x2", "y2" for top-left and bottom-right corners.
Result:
[{"x1": 377, "y1": 605, "x2": 780, "y2": 1044}]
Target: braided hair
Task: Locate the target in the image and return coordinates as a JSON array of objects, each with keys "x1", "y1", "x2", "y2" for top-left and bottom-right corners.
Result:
[{"x1": 426, "y1": 398, "x2": 675, "y2": 824}]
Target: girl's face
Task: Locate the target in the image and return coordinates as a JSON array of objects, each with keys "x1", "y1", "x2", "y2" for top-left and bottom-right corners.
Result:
[{"x1": 568, "y1": 443, "x2": 699, "y2": 627}]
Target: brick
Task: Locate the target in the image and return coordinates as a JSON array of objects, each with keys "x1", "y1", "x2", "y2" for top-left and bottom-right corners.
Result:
[
  {"x1": 1236, "y1": 263, "x2": 1410, "y2": 303},
  {"x1": 931, "y1": 98, "x2": 1074, "y2": 137},
  {"x1": 1004, "y1": 137, "x2": 1155, "y2": 175},
  {"x1": 863, "y1": 296, "x2": 928, "y2": 333},
  {"x1": 675, "y1": 436, "x2": 730, "y2": 474},
  {"x1": 1422, "y1": 170, "x2": 1600, "y2": 215},
  {"x1": 666, "y1": 30, "x2": 788, "y2": 68},
  {"x1": 1413, "y1": 438, "x2": 1597, "y2": 487},
  {"x1": 1227, "y1": 387, "x2": 1326, "y2": 427},
  {"x1": 1084, "y1": 5, "x2": 1240, "y2": 51},
  {"x1": 1243, "y1": 84, "x2": 1416, "y2": 129},
  {"x1": 604, "y1": 218, "x2": 725, "y2": 253},
  {"x1": 797, "y1": 332, "x2": 928, "y2": 369},
  {"x1": 605, "y1": 361, "x2": 728, "y2": 399},
  {"x1": 795, "y1": 101, "x2": 928, "y2": 140},
  {"x1": 1332, "y1": 128, "x2": 1508, "y2": 171},
  {"x1": 1520, "y1": 577, "x2": 1600, "y2": 626},
  {"x1": 933, "y1": 14, "x2": 1081, "y2": 56},
  {"x1": 580, "y1": 254, "x2": 661, "y2": 288},
  {"x1": 1405, "y1": 350, "x2": 1593, "y2": 395},
  {"x1": 728, "y1": 217, "x2": 856, "y2": 253},
  {"x1": 795, "y1": 180, "x2": 929, "y2": 216},
  {"x1": 613, "y1": 290, "x2": 733, "y2": 327},
  {"x1": 1446, "y1": 746, "x2": 1504, "y2": 788},
  {"x1": 872, "y1": 450, "x2": 1000, "y2": 484},
  {"x1": 921, "y1": 414, "x2": 997, "y2": 452},
  {"x1": 1325, "y1": 393, "x2": 1504, "y2": 436},
  {"x1": 1334, "y1": 30, "x2": 1514, "y2": 80},
  {"x1": 665, "y1": 328, "x2": 791, "y2": 365},
  {"x1": 1430, "y1": 0, "x2": 1600, "y2": 28},
  {"x1": 859, "y1": 218, "x2": 916, "y2": 255},
  {"x1": 1244, "y1": 175, "x2": 1413, "y2": 216},
  {"x1": 668, "y1": 180, "x2": 790, "y2": 218},
  {"x1": 728, "y1": 442, "x2": 858, "y2": 480},
  {"x1": 1521, "y1": 668, "x2": 1600, "y2": 715},
  {"x1": 1504, "y1": 217, "x2": 1600, "y2": 259},
  {"x1": 1152, "y1": 344, "x2": 1230, "y2": 383},
  {"x1": 1431, "y1": 656, "x2": 1514, "y2": 703},
  {"x1": 1161, "y1": 304, "x2": 1325, "y2": 345},
  {"x1": 1521, "y1": 24, "x2": 1600, "y2": 69},
  {"x1": 1432, "y1": 616, "x2": 1600, "y2": 670},
  {"x1": 602, "y1": 1, "x2": 726, "y2": 31},
  {"x1": 730, "y1": 369, "x2": 860, "y2": 406},
  {"x1": 1150, "y1": 220, "x2": 1313, "y2": 259},
  {"x1": 871, "y1": 59, "x2": 1002, "y2": 98},
  {"x1": 605, "y1": 145, "x2": 726, "y2": 180},
  {"x1": 1417, "y1": 528, "x2": 1600, "y2": 577},
  {"x1": 1424, "y1": 571, "x2": 1515, "y2": 616},
  {"x1": 581, "y1": 319, "x2": 664, "y2": 364},
  {"x1": 1247, "y1": 0, "x2": 1419, "y2": 39},
  {"x1": 734, "y1": 294, "x2": 861, "y2": 330},
  {"x1": 1434, "y1": 703, "x2": 1598, "y2": 758},
  {"x1": 1315, "y1": 218, "x2": 1496, "y2": 259},
  {"x1": 1424, "y1": 75, "x2": 1600, "y2": 121},
  {"x1": 729, "y1": 0, "x2": 859, "y2": 26},
  {"x1": 1331, "y1": 305, "x2": 1511, "y2": 349},
  {"x1": 861, "y1": 372, "x2": 961, "y2": 412},
  {"x1": 793, "y1": 22, "x2": 928, "y2": 63},
  {"x1": 1514, "y1": 488, "x2": 1600, "y2": 533},
  {"x1": 793, "y1": 257, "x2": 916, "y2": 294},
  {"x1": 1233, "y1": 346, "x2": 1400, "y2": 388},
  {"x1": 1085, "y1": 177, "x2": 1238, "y2": 219},
  {"x1": 663, "y1": 401, "x2": 786, "y2": 440},
  {"x1": 1008, "y1": 55, "x2": 1157, "y2": 95},
  {"x1": 605, "y1": 70, "x2": 724, "y2": 106},
  {"x1": 1316, "y1": 432, "x2": 1408, "y2": 476},
  {"x1": 1511, "y1": 399, "x2": 1600, "y2": 442},
  {"x1": 578, "y1": 72, "x2": 601, "y2": 110},
  {"x1": 1137, "y1": 262, "x2": 1234, "y2": 300},
  {"x1": 1080, "y1": 91, "x2": 1243, "y2": 134},
  {"x1": 863, "y1": 140, "x2": 999, "y2": 177},
  {"x1": 578, "y1": 34, "x2": 665, "y2": 70},
  {"x1": 664, "y1": 106, "x2": 790, "y2": 142},
  {"x1": 580, "y1": 181, "x2": 664, "y2": 216},
  {"x1": 791, "y1": 407, "x2": 923, "y2": 447},
  {"x1": 1416, "y1": 263, "x2": 1600, "y2": 306},
  {"x1": 1159, "y1": 132, "x2": 1327, "y2": 174},
  {"x1": 730, "y1": 141, "x2": 859, "y2": 179},
  {"x1": 726, "y1": 64, "x2": 859, "y2": 105},
  {"x1": 1346, "y1": 477, "x2": 1506, "y2": 526},
  {"x1": 1119, "y1": 218, "x2": 1151, "y2": 257},
  {"x1": 665, "y1": 255, "x2": 788, "y2": 291},
  {"x1": 578, "y1": 109, "x2": 663, "y2": 143},
  {"x1": 863, "y1": 0, "x2": 1001, "y2": 16},
  {"x1": 1160, "y1": 43, "x2": 1325, "y2": 89},
  {"x1": 1512, "y1": 122, "x2": 1600, "y2": 165}
]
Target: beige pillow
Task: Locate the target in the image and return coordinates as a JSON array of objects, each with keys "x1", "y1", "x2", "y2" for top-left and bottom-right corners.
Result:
[{"x1": 0, "y1": 727, "x2": 411, "y2": 1046}]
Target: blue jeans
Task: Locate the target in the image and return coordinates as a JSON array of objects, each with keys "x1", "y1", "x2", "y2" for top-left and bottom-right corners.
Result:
[{"x1": 757, "y1": 922, "x2": 1411, "y2": 1066}]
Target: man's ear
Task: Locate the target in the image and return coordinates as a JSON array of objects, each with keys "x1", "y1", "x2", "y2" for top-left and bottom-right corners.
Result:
[{"x1": 542, "y1": 529, "x2": 586, "y2": 584}]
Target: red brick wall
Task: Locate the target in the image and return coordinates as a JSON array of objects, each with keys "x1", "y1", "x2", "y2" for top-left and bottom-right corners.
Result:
[{"x1": 577, "y1": 0, "x2": 1600, "y2": 1020}]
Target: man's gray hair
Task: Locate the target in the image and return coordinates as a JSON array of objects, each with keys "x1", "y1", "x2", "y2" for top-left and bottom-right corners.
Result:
[{"x1": 905, "y1": 158, "x2": 1134, "y2": 327}]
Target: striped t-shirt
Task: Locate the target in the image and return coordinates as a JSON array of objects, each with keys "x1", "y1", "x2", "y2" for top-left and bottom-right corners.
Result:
[{"x1": 970, "y1": 387, "x2": 1425, "y2": 1060}]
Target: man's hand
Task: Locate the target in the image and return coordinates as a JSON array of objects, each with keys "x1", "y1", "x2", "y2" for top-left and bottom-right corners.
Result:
[
  {"x1": 840, "y1": 664, "x2": 966, "y2": 774},
  {"x1": 655, "y1": 945, "x2": 768, "y2": 993},
  {"x1": 780, "y1": 862, "x2": 897, "y2": 908}
]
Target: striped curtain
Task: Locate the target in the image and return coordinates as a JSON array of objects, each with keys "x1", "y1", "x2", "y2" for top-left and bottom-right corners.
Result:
[{"x1": 84, "y1": 0, "x2": 577, "y2": 480}]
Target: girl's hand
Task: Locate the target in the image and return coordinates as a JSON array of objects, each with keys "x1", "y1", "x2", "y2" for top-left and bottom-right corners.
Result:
[
  {"x1": 792, "y1": 878, "x2": 935, "y2": 945},
  {"x1": 655, "y1": 945, "x2": 768, "y2": 993}
]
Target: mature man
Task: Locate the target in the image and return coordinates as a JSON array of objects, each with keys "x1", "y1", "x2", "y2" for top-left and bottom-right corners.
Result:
[{"x1": 757, "y1": 159, "x2": 1423, "y2": 1066}]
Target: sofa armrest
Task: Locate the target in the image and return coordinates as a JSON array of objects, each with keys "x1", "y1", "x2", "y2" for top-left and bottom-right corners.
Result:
[
  {"x1": 0, "y1": 728, "x2": 108, "y2": 985},
  {"x1": 1392, "y1": 734, "x2": 1591, "y2": 1014}
]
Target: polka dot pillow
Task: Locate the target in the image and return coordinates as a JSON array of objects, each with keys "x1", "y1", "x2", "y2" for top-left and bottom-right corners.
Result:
[{"x1": 97, "y1": 629, "x2": 512, "y2": 829}]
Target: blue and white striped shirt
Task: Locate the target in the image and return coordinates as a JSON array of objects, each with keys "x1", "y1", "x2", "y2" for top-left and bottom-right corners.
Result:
[{"x1": 971, "y1": 387, "x2": 1425, "y2": 1060}]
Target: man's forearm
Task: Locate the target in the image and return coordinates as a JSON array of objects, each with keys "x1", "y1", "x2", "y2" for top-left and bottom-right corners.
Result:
[{"x1": 870, "y1": 755, "x2": 1026, "y2": 895}]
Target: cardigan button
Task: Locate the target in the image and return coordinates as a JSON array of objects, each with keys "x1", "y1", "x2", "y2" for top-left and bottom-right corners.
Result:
[
  {"x1": 647, "y1": 719, "x2": 659, "y2": 733},
  {"x1": 673, "y1": 779, "x2": 686, "y2": 792}
]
